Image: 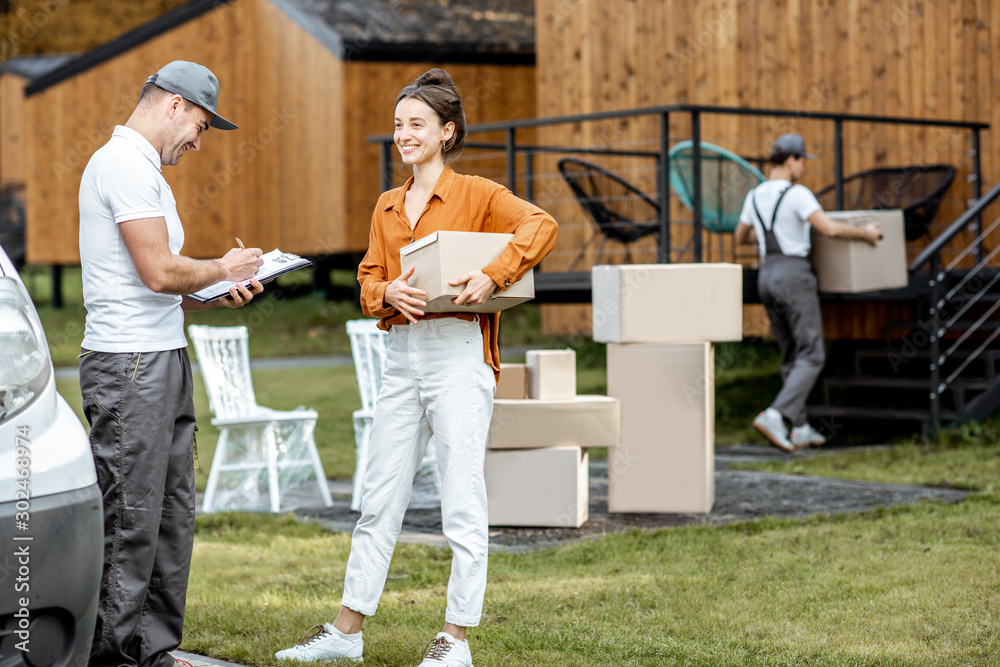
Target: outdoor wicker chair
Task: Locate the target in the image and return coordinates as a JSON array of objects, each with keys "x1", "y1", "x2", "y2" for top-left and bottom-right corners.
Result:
[
  {"x1": 668, "y1": 140, "x2": 766, "y2": 261},
  {"x1": 558, "y1": 157, "x2": 660, "y2": 270},
  {"x1": 814, "y1": 165, "x2": 955, "y2": 240}
]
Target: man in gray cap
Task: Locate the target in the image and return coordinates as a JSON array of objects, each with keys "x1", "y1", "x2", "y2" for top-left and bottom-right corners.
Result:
[
  {"x1": 79, "y1": 61, "x2": 262, "y2": 667},
  {"x1": 735, "y1": 133, "x2": 882, "y2": 452}
]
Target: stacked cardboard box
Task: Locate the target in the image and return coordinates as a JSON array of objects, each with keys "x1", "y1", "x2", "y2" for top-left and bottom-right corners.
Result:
[
  {"x1": 592, "y1": 263, "x2": 743, "y2": 343},
  {"x1": 594, "y1": 264, "x2": 743, "y2": 514},
  {"x1": 814, "y1": 209, "x2": 907, "y2": 293},
  {"x1": 484, "y1": 446, "x2": 589, "y2": 528},
  {"x1": 496, "y1": 363, "x2": 528, "y2": 399},
  {"x1": 607, "y1": 342, "x2": 714, "y2": 513},
  {"x1": 485, "y1": 349, "x2": 620, "y2": 527}
]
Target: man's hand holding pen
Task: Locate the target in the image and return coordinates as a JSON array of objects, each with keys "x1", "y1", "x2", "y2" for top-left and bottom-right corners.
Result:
[
  {"x1": 221, "y1": 236, "x2": 264, "y2": 282},
  {"x1": 216, "y1": 237, "x2": 264, "y2": 308}
]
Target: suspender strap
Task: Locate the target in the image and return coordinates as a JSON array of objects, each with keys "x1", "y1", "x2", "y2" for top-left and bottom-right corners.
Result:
[{"x1": 752, "y1": 185, "x2": 792, "y2": 258}]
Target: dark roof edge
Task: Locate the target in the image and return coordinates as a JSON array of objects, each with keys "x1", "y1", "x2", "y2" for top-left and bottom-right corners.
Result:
[
  {"x1": 0, "y1": 53, "x2": 79, "y2": 79},
  {"x1": 25, "y1": 0, "x2": 233, "y2": 97},
  {"x1": 268, "y1": 0, "x2": 343, "y2": 58},
  {"x1": 344, "y1": 43, "x2": 535, "y2": 66}
]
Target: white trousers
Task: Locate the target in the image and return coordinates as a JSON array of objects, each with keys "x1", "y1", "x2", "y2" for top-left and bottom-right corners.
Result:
[{"x1": 341, "y1": 318, "x2": 495, "y2": 627}]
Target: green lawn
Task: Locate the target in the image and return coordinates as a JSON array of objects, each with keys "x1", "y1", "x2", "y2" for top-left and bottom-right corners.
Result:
[
  {"x1": 729, "y1": 419, "x2": 1000, "y2": 493},
  {"x1": 184, "y1": 489, "x2": 1000, "y2": 666},
  {"x1": 37, "y1": 266, "x2": 1000, "y2": 665}
]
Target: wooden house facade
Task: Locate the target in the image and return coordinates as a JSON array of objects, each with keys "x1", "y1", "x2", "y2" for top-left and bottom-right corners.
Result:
[
  {"x1": 529, "y1": 0, "x2": 1000, "y2": 340},
  {"x1": 2, "y1": 55, "x2": 76, "y2": 186},
  {"x1": 22, "y1": 0, "x2": 536, "y2": 264},
  {"x1": 0, "y1": 54, "x2": 75, "y2": 264}
]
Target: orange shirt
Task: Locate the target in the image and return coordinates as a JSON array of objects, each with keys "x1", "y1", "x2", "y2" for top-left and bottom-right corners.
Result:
[{"x1": 357, "y1": 166, "x2": 558, "y2": 377}]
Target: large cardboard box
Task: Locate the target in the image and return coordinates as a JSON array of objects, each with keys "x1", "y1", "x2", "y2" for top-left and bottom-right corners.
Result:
[
  {"x1": 607, "y1": 342, "x2": 714, "y2": 513},
  {"x1": 400, "y1": 231, "x2": 534, "y2": 313},
  {"x1": 526, "y1": 349, "x2": 576, "y2": 399},
  {"x1": 814, "y1": 210, "x2": 907, "y2": 293},
  {"x1": 496, "y1": 363, "x2": 528, "y2": 399},
  {"x1": 485, "y1": 446, "x2": 588, "y2": 527},
  {"x1": 488, "y1": 396, "x2": 619, "y2": 449},
  {"x1": 592, "y1": 264, "x2": 742, "y2": 343}
]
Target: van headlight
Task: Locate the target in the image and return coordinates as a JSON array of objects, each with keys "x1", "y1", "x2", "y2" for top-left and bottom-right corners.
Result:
[{"x1": 0, "y1": 277, "x2": 51, "y2": 421}]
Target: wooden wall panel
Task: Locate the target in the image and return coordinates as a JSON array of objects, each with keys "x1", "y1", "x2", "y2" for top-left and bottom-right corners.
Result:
[
  {"x1": 535, "y1": 0, "x2": 1000, "y2": 339},
  {"x1": 0, "y1": 73, "x2": 28, "y2": 185},
  {"x1": 23, "y1": 0, "x2": 534, "y2": 266},
  {"x1": 342, "y1": 62, "x2": 536, "y2": 253},
  {"x1": 26, "y1": 1, "x2": 256, "y2": 264},
  {"x1": 24, "y1": 0, "x2": 345, "y2": 264},
  {"x1": 162, "y1": 0, "x2": 258, "y2": 258},
  {"x1": 251, "y1": 0, "x2": 344, "y2": 257}
]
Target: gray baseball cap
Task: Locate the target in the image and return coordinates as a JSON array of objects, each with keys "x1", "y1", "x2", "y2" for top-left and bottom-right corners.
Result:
[
  {"x1": 770, "y1": 133, "x2": 816, "y2": 159},
  {"x1": 146, "y1": 60, "x2": 237, "y2": 130}
]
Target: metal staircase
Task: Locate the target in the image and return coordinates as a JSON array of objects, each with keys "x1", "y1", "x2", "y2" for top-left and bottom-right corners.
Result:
[{"x1": 810, "y1": 180, "x2": 1000, "y2": 436}]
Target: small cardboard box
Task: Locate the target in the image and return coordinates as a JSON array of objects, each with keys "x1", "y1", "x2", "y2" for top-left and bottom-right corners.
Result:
[
  {"x1": 496, "y1": 363, "x2": 528, "y2": 399},
  {"x1": 607, "y1": 342, "x2": 714, "y2": 514},
  {"x1": 592, "y1": 264, "x2": 742, "y2": 343},
  {"x1": 526, "y1": 349, "x2": 576, "y2": 399},
  {"x1": 813, "y1": 209, "x2": 908, "y2": 293},
  {"x1": 400, "y1": 231, "x2": 534, "y2": 313},
  {"x1": 485, "y1": 446, "x2": 588, "y2": 527},
  {"x1": 488, "y1": 395, "x2": 619, "y2": 449}
]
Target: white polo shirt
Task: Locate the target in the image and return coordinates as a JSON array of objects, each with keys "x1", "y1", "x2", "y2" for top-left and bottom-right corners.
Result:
[
  {"x1": 738, "y1": 179, "x2": 822, "y2": 259},
  {"x1": 79, "y1": 125, "x2": 187, "y2": 352}
]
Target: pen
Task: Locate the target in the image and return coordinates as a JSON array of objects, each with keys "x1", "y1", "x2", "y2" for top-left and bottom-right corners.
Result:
[{"x1": 236, "y1": 237, "x2": 245, "y2": 250}]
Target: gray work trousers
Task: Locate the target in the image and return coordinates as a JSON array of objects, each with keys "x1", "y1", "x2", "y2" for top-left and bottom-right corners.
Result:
[
  {"x1": 80, "y1": 348, "x2": 197, "y2": 667},
  {"x1": 758, "y1": 256, "x2": 826, "y2": 427}
]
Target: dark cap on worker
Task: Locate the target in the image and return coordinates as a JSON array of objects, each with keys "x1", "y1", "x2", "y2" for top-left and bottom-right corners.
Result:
[
  {"x1": 146, "y1": 61, "x2": 237, "y2": 130},
  {"x1": 769, "y1": 133, "x2": 815, "y2": 159}
]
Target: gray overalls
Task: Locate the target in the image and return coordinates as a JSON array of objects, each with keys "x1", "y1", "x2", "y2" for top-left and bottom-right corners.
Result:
[{"x1": 752, "y1": 186, "x2": 826, "y2": 427}]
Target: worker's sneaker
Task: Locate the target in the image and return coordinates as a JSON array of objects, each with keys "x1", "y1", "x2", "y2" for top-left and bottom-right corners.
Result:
[
  {"x1": 275, "y1": 623, "x2": 363, "y2": 662},
  {"x1": 417, "y1": 632, "x2": 473, "y2": 666},
  {"x1": 791, "y1": 423, "x2": 827, "y2": 449},
  {"x1": 753, "y1": 407, "x2": 795, "y2": 453}
]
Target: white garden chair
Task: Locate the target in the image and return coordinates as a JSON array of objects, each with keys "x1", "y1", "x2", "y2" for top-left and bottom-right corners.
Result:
[
  {"x1": 347, "y1": 319, "x2": 439, "y2": 512},
  {"x1": 188, "y1": 324, "x2": 333, "y2": 513}
]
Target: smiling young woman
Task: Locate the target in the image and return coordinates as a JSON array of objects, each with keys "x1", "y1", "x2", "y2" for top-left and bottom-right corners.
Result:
[{"x1": 274, "y1": 68, "x2": 558, "y2": 667}]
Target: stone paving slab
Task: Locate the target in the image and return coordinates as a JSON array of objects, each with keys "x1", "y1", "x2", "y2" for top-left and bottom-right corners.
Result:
[{"x1": 174, "y1": 651, "x2": 244, "y2": 667}]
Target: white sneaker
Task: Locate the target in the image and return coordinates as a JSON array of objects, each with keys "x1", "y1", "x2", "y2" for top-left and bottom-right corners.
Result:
[
  {"x1": 275, "y1": 623, "x2": 363, "y2": 662},
  {"x1": 791, "y1": 423, "x2": 827, "y2": 449},
  {"x1": 753, "y1": 407, "x2": 795, "y2": 453},
  {"x1": 417, "y1": 632, "x2": 473, "y2": 666}
]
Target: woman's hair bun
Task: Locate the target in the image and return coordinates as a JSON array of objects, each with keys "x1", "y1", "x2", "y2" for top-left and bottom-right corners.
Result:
[{"x1": 414, "y1": 68, "x2": 456, "y2": 91}]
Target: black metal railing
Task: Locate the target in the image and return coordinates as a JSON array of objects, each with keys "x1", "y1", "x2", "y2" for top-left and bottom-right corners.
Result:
[
  {"x1": 909, "y1": 180, "x2": 1000, "y2": 435},
  {"x1": 371, "y1": 103, "x2": 988, "y2": 266}
]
